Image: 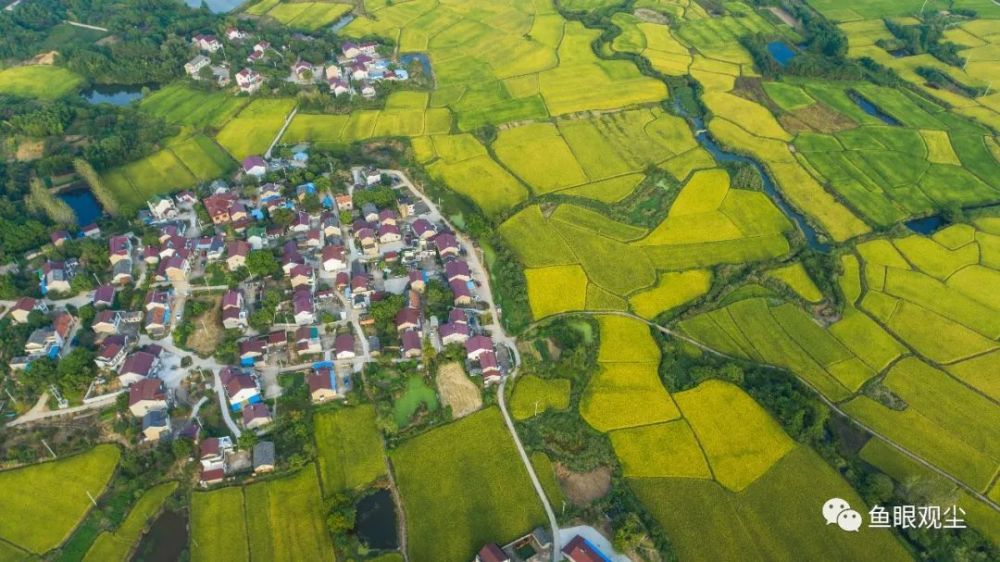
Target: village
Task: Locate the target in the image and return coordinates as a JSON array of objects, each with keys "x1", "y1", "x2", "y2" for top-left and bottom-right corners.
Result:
[
  {"x1": 184, "y1": 27, "x2": 409, "y2": 98},
  {"x1": 2, "y1": 155, "x2": 514, "y2": 489}
]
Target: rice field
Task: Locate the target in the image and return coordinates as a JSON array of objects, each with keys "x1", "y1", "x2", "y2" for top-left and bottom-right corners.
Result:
[
  {"x1": 0, "y1": 445, "x2": 120, "y2": 555},
  {"x1": 391, "y1": 408, "x2": 545, "y2": 562},
  {"x1": 140, "y1": 84, "x2": 249, "y2": 127},
  {"x1": 629, "y1": 269, "x2": 712, "y2": 319},
  {"x1": 510, "y1": 375, "x2": 571, "y2": 420},
  {"x1": 0, "y1": 65, "x2": 84, "y2": 99},
  {"x1": 766, "y1": 263, "x2": 823, "y2": 302},
  {"x1": 215, "y1": 99, "x2": 297, "y2": 160},
  {"x1": 261, "y1": 2, "x2": 353, "y2": 30},
  {"x1": 580, "y1": 361, "x2": 680, "y2": 432},
  {"x1": 524, "y1": 265, "x2": 588, "y2": 319},
  {"x1": 190, "y1": 488, "x2": 249, "y2": 562},
  {"x1": 314, "y1": 405, "x2": 387, "y2": 492},
  {"x1": 611, "y1": 420, "x2": 712, "y2": 479}
]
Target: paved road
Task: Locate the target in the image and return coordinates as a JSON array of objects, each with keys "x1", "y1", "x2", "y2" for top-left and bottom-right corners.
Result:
[{"x1": 265, "y1": 106, "x2": 299, "y2": 159}]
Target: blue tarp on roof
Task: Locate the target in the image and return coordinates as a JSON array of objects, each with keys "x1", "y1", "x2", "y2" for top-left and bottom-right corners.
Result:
[{"x1": 240, "y1": 357, "x2": 256, "y2": 367}]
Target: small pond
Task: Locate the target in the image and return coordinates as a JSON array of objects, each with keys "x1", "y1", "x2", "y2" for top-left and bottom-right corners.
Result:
[
  {"x1": 130, "y1": 509, "x2": 188, "y2": 562},
  {"x1": 400, "y1": 52, "x2": 432, "y2": 76},
  {"x1": 184, "y1": 0, "x2": 244, "y2": 13},
  {"x1": 58, "y1": 188, "x2": 102, "y2": 226},
  {"x1": 767, "y1": 41, "x2": 797, "y2": 66},
  {"x1": 354, "y1": 489, "x2": 399, "y2": 550},
  {"x1": 330, "y1": 13, "x2": 355, "y2": 32},
  {"x1": 905, "y1": 215, "x2": 947, "y2": 235},
  {"x1": 848, "y1": 91, "x2": 901, "y2": 126},
  {"x1": 81, "y1": 84, "x2": 152, "y2": 106}
]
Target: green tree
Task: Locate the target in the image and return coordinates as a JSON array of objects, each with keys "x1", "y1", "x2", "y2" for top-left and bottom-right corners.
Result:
[{"x1": 247, "y1": 249, "x2": 280, "y2": 278}]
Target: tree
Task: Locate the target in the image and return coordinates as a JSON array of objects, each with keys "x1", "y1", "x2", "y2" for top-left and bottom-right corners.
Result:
[
  {"x1": 237, "y1": 430, "x2": 259, "y2": 451},
  {"x1": 613, "y1": 513, "x2": 646, "y2": 553},
  {"x1": 370, "y1": 294, "x2": 405, "y2": 341},
  {"x1": 247, "y1": 249, "x2": 280, "y2": 278}
]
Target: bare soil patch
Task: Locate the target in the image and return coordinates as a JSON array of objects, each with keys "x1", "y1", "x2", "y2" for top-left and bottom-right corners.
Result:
[
  {"x1": 555, "y1": 463, "x2": 612, "y2": 506},
  {"x1": 15, "y1": 139, "x2": 44, "y2": 162},
  {"x1": 435, "y1": 361, "x2": 482, "y2": 418},
  {"x1": 782, "y1": 103, "x2": 856, "y2": 133},
  {"x1": 189, "y1": 295, "x2": 222, "y2": 357},
  {"x1": 28, "y1": 51, "x2": 57, "y2": 65}
]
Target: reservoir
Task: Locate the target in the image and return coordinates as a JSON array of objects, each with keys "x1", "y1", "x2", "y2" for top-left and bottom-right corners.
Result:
[
  {"x1": 354, "y1": 488, "x2": 399, "y2": 550},
  {"x1": 767, "y1": 41, "x2": 797, "y2": 66}
]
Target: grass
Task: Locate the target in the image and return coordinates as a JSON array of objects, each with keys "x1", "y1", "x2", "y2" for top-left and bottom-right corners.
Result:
[
  {"x1": 0, "y1": 66, "x2": 84, "y2": 100},
  {"x1": 393, "y1": 376, "x2": 439, "y2": 427},
  {"x1": 629, "y1": 270, "x2": 713, "y2": 319},
  {"x1": 630, "y1": 446, "x2": 912, "y2": 562},
  {"x1": 244, "y1": 468, "x2": 334, "y2": 562},
  {"x1": 580, "y1": 362, "x2": 680, "y2": 432},
  {"x1": 529, "y1": 452, "x2": 564, "y2": 507},
  {"x1": 215, "y1": 99, "x2": 297, "y2": 160},
  {"x1": 611, "y1": 420, "x2": 712, "y2": 479},
  {"x1": 524, "y1": 265, "x2": 587, "y2": 320},
  {"x1": 767, "y1": 263, "x2": 823, "y2": 302},
  {"x1": 511, "y1": 375, "x2": 571, "y2": 420},
  {"x1": 314, "y1": 406, "x2": 387, "y2": 493},
  {"x1": 596, "y1": 315, "x2": 659, "y2": 363},
  {"x1": 0, "y1": 444, "x2": 119, "y2": 555},
  {"x1": 391, "y1": 408, "x2": 545, "y2": 562},
  {"x1": 674, "y1": 380, "x2": 795, "y2": 492},
  {"x1": 82, "y1": 482, "x2": 177, "y2": 562},
  {"x1": 190, "y1": 487, "x2": 249, "y2": 562}
]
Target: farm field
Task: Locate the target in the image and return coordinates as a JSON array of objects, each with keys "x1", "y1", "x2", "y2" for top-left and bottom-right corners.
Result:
[
  {"x1": 391, "y1": 408, "x2": 545, "y2": 562},
  {"x1": 140, "y1": 84, "x2": 249, "y2": 127},
  {"x1": 83, "y1": 482, "x2": 177, "y2": 562},
  {"x1": 314, "y1": 405, "x2": 387, "y2": 492},
  {"x1": 259, "y1": 1, "x2": 352, "y2": 30},
  {"x1": 282, "y1": 106, "x2": 452, "y2": 148},
  {"x1": 510, "y1": 375, "x2": 571, "y2": 420},
  {"x1": 436, "y1": 361, "x2": 482, "y2": 418},
  {"x1": 190, "y1": 487, "x2": 249, "y2": 562},
  {"x1": 0, "y1": 444, "x2": 120, "y2": 555},
  {"x1": 215, "y1": 98, "x2": 297, "y2": 160},
  {"x1": 0, "y1": 65, "x2": 84, "y2": 99}
]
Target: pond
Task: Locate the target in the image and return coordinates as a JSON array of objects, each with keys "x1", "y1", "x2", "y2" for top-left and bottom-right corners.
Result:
[
  {"x1": 81, "y1": 84, "x2": 152, "y2": 106},
  {"x1": 392, "y1": 375, "x2": 439, "y2": 426},
  {"x1": 400, "y1": 52, "x2": 432, "y2": 77},
  {"x1": 131, "y1": 509, "x2": 188, "y2": 562},
  {"x1": 675, "y1": 100, "x2": 829, "y2": 251},
  {"x1": 767, "y1": 41, "x2": 797, "y2": 66},
  {"x1": 905, "y1": 215, "x2": 947, "y2": 235},
  {"x1": 330, "y1": 13, "x2": 355, "y2": 32},
  {"x1": 58, "y1": 188, "x2": 103, "y2": 226},
  {"x1": 354, "y1": 489, "x2": 399, "y2": 550},
  {"x1": 184, "y1": 0, "x2": 244, "y2": 13},
  {"x1": 847, "y1": 91, "x2": 901, "y2": 126}
]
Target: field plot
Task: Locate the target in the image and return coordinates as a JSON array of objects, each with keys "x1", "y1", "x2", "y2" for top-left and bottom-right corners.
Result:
[
  {"x1": 190, "y1": 487, "x2": 249, "y2": 562},
  {"x1": 0, "y1": 444, "x2": 119, "y2": 555},
  {"x1": 436, "y1": 361, "x2": 482, "y2": 418},
  {"x1": 244, "y1": 468, "x2": 335, "y2": 562},
  {"x1": 631, "y1": 446, "x2": 911, "y2": 562},
  {"x1": 511, "y1": 375, "x2": 570, "y2": 420},
  {"x1": 596, "y1": 315, "x2": 660, "y2": 362},
  {"x1": 766, "y1": 263, "x2": 823, "y2": 302},
  {"x1": 493, "y1": 123, "x2": 588, "y2": 193},
  {"x1": 314, "y1": 405, "x2": 386, "y2": 492},
  {"x1": 611, "y1": 420, "x2": 712, "y2": 479},
  {"x1": 215, "y1": 99, "x2": 297, "y2": 160},
  {"x1": 610, "y1": 14, "x2": 693, "y2": 77},
  {"x1": 391, "y1": 408, "x2": 545, "y2": 562},
  {"x1": 629, "y1": 269, "x2": 712, "y2": 319},
  {"x1": 261, "y1": 1, "x2": 353, "y2": 30},
  {"x1": 426, "y1": 150, "x2": 528, "y2": 216},
  {"x1": 580, "y1": 362, "x2": 680, "y2": 432},
  {"x1": 83, "y1": 482, "x2": 177, "y2": 562},
  {"x1": 0, "y1": 65, "x2": 83, "y2": 99},
  {"x1": 140, "y1": 84, "x2": 249, "y2": 127}
]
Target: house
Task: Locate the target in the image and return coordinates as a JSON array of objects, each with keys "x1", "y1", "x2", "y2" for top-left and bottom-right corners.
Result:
[
  {"x1": 239, "y1": 338, "x2": 266, "y2": 362},
  {"x1": 222, "y1": 290, "x2": 247, "y2": 330},
  {"x1": 351, "y1": 274, "x2": 371, "y2": 295},
  {"x1": 355, "y1": 226, "x2": 376, "y2": 247},
  {"x1": 82, "y1": 223, "x2": 101, "y2": 238},
  {"x1": 378, "y1": 223, "x2": 401, "y2": 244},
  {"x1": 335, "y1": 194, "x2": 353, "y2": 211},
  {"x1": 226, "y1": 240, "x2": 251, "y2": 271},
  {"x1": 203, "y1": 192, "x2": 239, "y2": 224},
  {"x1": 206, "y1": 234, "x2": 226, "y2": 261},
  {"x1": 242, "y1": 155, "x2": 267, "y2": 177},
  {"x1": 148, "y1": 195, "x2": 178, "y2": 220},
  {"x1": 96, "y1": 336, "x2": 129, "y2": 370},
  {"x1": 360, "y1": 82, "x2": 376, "y2": 99},
  {"x1": 145, "y1": 289, "x2": 171, "y2": 311},
  {"x1": 210, "y1": 64, "x2": 231, "y2": 86},
  {"x1": 199, "y1": 436, "x2": 234, "y2": 470},
  {"x1": 220, "y1": 367, "x2": 260, "y2": 407},
  {"x1": 142, "y1": 409, "x2": 172, "y2": 442},
  {"x1": 118, "y1": 350, "x2": 160, "y2": 386},
  {"x1": 290, "y1": 210, "x2": 311, "y2": 234},
  {"x1": 476, "y1": 544, "x2": 510, "y2": 562},
  {"x1": 93, "y1": 284, "x2": 116, "y2": 308},
  {"x1": 439, "y1": 322, "x2": 470, "y2": 346},
  {"x1": 253, "y1": 441, "x2": 275, "y2": 474},
  {"x1": 192, "y1": 33, "x2": 222, "y2": 52},
  {"x1": 361, "y1": 203, "x2": 379, "y2": 222},
  {"x1": 449, "y1": 308, "x2": 468, "y2": 325},
  {"x1": 334, "y1": 334, "x2": 355, "y2": 360},
  {"x1": 24, "y1": 327, "x2": 58, "y2": 358},
  {"x1": 295, "y1": 325, "x2": 322, "y2": 355},
  {"x1": 328, "y1": 77, "x2": 350, "y2": 96},
  {"x1": 289, "y1": 264, "x2": 314, "y2": 288},
  {"x1": 378, "y1": 209, "x2": 397, "y2": 226},
  {"x1": 144, "y1": 306, "x2": 170, "y2": 338},
  {"x1": 92, "y1": 309, "x2": 122, "y2": 335},
  {"x1": 109, "y1": 235, "x2": 132, "y2": 264},
  {"x1": 293, "y1": 291, "x2": 315, "y2": 325},
  {"x1": 308, "y1": 367, "x2": 341, "y2": 403},
  {"x1": 465, "y1": 335, "x2": 493, "y2": 361},
  {"x1": 479, "y1": 351, "x2": 502, "y2": 383},
  {"x1": 395, "y1": 308, "x2": 420, "y2": 332},
  {"x1": 50, "y1": 230, "x2": 70, "y2": 247},
  {"x1": 411, "y1": 218, "x2": 435, "y2": 240},
  {"x1": 561, "y1": 535, "x2": 610, "y2": 562},
  {"x1": 236, "y1": 68, "x2": 263, "y2": 94},
  {"x1": 42, "y1": 261, "x2": 71, "y2": 294},
  {"x1": 321, "y1": 245, "x2": 347, "y2": 272},
  {"x1": 10, "y1": 297, "x2": 45, "y2": 324},
  {"x1": 129, "y1": 378, "x2": 168, "y2": 416},
  {"x1": 408, "y1": 270, "x2": 425, "y2": 293},
  {"x1": 242, "y1": 402, "x2": 272, "y2": 430},
  {"x1": 225, "y1": 27, "x2": 247, "y2": 41},
  {"x1": 143, "y1": 246, "x2": 160, "y2": 265},
  {"x1": 358, "y1": 40, "x2": 379, "y2": 56},
  {"x1": 292, "y1": 59, "x2": 319, "y2": 82},
  {"x1": 253, "y1": 40, "x2": 269, "y2": 53},
  {"x1": 176, "y1": 191, "x2": 197, "y2": 205},
  {"x1": 401, "y1": 329, "x2": 422, "y2": 359},
  {"x1": 450, "y1": 279, "x2": 473, "y2": 306},
  {"x1": 445, "y1": 260, "x2": 471, "y2": 283},
  {"x1": 435, "y1": 233, "x2": 460, "y2": 258},
  {"x1": 321, "y1": 212, "x2": 342, "y2": 238},
  {"x1": 112, "y1": 258, "x2": 134, "y2": 285},
  {"x1": 304, "y1": 228, "x2": 323, "y2": 249},
  {"x1": 163, "y1": 254, "x2": 190, "y2": 283},
  {"x1": 341, "y1": 41, "x2": 360, "y2": 59}
]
